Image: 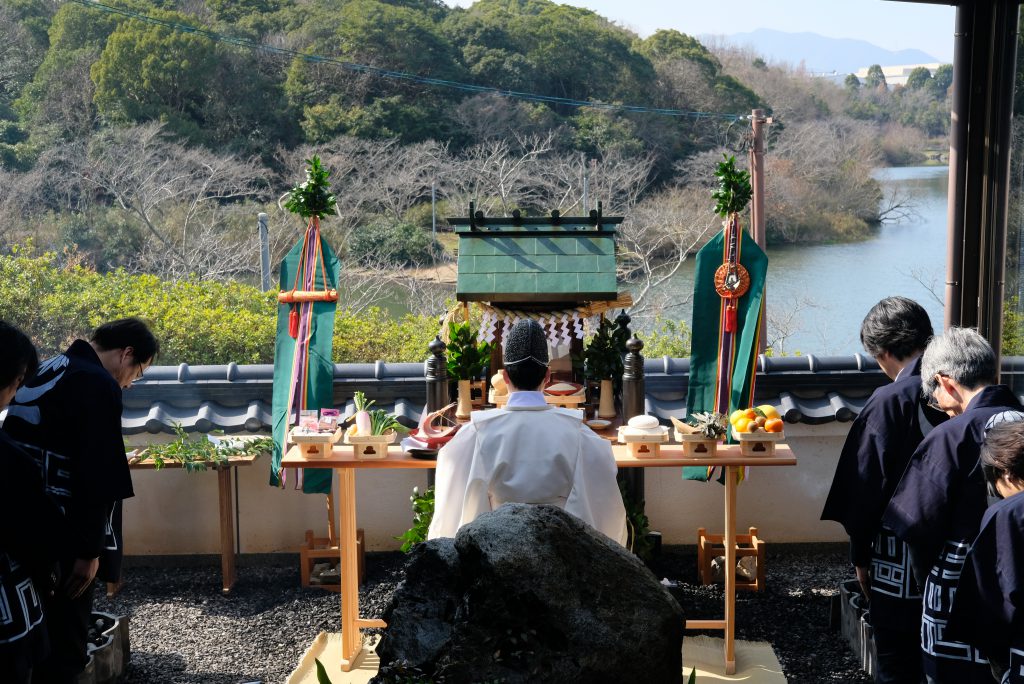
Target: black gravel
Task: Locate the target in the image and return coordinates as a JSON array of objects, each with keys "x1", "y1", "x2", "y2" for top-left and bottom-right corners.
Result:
[{"x1": 94, "y1": 544, "x2": 869, "y2": 684}]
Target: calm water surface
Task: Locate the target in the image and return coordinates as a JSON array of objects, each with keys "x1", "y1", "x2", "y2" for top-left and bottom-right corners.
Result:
[
  {"x1": 384, "y1": 166, "x2": 950, "y2": 356},
  {"x1": 655, "y1": 166, "x2": 949, "y2": 355}
]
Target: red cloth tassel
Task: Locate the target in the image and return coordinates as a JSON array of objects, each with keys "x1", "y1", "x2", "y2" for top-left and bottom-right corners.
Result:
[
  {"x1": 725, "y1": 302, "x2": 737, "y2": 333},
  {"x1": 288, "y1": 306, "x2": 299, "y2": 338}
]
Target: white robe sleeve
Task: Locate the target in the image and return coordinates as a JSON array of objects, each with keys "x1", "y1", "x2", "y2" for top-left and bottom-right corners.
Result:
[
  {"x1": 427, "y1": 423, "x2": 477, "y2": 539},
  {"x1": 566, "y1": 428, "x2": 628, "y2": 546}
]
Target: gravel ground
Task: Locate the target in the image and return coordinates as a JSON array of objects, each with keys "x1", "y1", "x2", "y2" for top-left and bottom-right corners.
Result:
[{"x1": 94, "y1": 544, "x2": 869, "y2": 684}]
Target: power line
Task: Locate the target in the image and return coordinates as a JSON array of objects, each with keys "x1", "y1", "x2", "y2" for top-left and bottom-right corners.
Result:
[{"x1": 69, "y1": 0, "x2": 745, "y2": 122}]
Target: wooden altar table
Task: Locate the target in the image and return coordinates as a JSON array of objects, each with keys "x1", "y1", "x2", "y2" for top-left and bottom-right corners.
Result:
[{"x1": 282, "y1": 443, "x2": 796, "y2": 675}]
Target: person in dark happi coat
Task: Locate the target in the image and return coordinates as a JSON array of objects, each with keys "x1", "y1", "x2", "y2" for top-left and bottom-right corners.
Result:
[
  {"x1": 822, "y1": 296, "x2": 946, "y2": 684},
  {"x1": 948, "y1": 420, "x2": 1024, "y2": 683},
  {"x1": 0, "y1": 322, "x2": 74, "y2": 684},
  {"x1": 884, "y1": 327, "x2": 1024, "y2": 683},
  {"x1": 3, "y1": 318, "x2": 158, "y2": 684}
]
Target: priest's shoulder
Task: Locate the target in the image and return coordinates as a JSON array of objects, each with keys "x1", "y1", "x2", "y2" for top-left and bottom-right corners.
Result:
[{"x1": 470, "y1": 407, "x2": 507, "y2": 425}]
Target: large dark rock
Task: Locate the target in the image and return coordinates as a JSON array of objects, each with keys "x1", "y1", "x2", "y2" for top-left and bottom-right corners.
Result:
[{"x1": 372, "y1": 504, "x2": 684, "y2": 683}]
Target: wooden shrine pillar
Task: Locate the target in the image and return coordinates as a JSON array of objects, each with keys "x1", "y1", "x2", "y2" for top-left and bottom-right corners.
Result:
[{"x1": 620, "y1": 335, "x2": 646, "y2": 509}]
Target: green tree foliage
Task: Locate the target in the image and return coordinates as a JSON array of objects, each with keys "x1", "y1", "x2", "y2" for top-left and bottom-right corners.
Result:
[
  {"x1": 642, "y1": 318, "x2": 691, "y2": 358},
  {"x1": 1003, "y1": 296, "x2": 1024, "y2": 355},
  {"x1": 0, "y1": 248, "x2": 437, "y2": 364},
  {"x1": 285, "y1": 0, "x2": 463, "y2": 141},
  {"x1": 444, "y1": 0, "x2": 655, "y2": 108},
  {"x1": 930, "y1": 63, "x2": 953, "y2": 99},
  {"x1": 91, "y1": 9, "x2": 219, "y2": 140},
  {"x1": 347, "y1": 219, "x2": 439, "y2": 267},
  {"x1": 865, "y1": 64, "x2": 887, "y2": 90},
  {"x1": 844, "y1": 74, "x2": 861, "y2": 91},
  {"x1": 15, "y1": 2, "x2": 122, "y2": 142},
  {"x1": 905, "y1": 66, "x2": 932, "y2": 91}
]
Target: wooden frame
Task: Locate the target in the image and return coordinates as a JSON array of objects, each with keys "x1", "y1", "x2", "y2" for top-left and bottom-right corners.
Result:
[
  {"x1": 697, "y1": 526, "x2": 766, "y2": 592},
  {"x1": 300, "y1": 528, "x2": 365, "y2": 591},
  {"x1": 114, "y1": 454, "x2": 258, "y2": 596},
  {"x1": 281, "y1": 442, "x2": 795, "y2": 675}
]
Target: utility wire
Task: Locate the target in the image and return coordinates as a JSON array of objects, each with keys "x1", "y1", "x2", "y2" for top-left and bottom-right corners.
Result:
[{"x1": 69, "y1": 0, "x2": 746, "y2": 122}]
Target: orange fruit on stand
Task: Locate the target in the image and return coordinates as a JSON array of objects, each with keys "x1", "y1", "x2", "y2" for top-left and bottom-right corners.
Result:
[
  {"x1": 743, "y1": 408, "x2": 758, "y2": 421},
  {"x1": 734, "y1": 417, "x2": 752, "y2": 433},
  {"x1": 765, "y1": 418, "x2": 784, "y2": 433}
]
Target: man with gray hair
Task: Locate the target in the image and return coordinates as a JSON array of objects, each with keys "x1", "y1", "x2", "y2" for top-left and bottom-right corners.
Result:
[
  {"x1": 884, "y1": 327, "x2": 1024, "y2": 683},
  {"x1": 428, "y1": 319, "x2": 627, "y2": 545}
]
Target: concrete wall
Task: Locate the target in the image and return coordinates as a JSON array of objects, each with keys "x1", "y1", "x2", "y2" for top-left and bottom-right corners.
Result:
[{"x1": 120, "y1": 421, "x2": 851, "y2": 556}]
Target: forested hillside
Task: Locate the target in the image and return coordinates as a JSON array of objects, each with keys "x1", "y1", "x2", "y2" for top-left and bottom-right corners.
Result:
[{"x1": 0, "y1": 0, "x2": 952, "y2": 319}]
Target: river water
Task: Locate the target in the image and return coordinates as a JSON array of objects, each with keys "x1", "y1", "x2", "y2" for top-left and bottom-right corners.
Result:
[
  {"x1": 653, "y1": 166, "x2": 949, "y2": 355},
  {"x1": 385, "y1": 166, "x2": 950, "y2": 356}
]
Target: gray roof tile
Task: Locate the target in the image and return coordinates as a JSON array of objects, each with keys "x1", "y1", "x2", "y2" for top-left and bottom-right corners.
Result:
[{"x1": 119, "y1": 356, "x2": 1024, "y2": 435}]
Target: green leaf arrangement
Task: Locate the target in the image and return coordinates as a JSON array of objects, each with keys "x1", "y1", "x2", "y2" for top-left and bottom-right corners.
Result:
[
  {"x1": 395, "y1": 485, "x2": 435, "y2": 553},
  {"x1": 582, "y1": 316, "x2": 626, "y2": 382},
  {"x1": 711, "y1": 154, "x2": 752, "y2": 218},
  {"x1": 367, "y1": 408, "x2": 411, "y2": 436},
  {"x1": 284, "y1": 155, "x2": 337, "y2": 219},
  {"x1": 136, "y1": 424, "x2": 273, "y2": 473},
  {"x1": 445, "y1": 320, "x2": 493, "y2": 381}
]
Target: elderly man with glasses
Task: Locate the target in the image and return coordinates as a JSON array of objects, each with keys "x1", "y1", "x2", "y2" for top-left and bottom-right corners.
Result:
[
  {"x1": 884, "y1": 327, "x2": 1024, "y2": 683},
  {"x1": 3, "y1": 317, "x2": 158, "y2": 684}
]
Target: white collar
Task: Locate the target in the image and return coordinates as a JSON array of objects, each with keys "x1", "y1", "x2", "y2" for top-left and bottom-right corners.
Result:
[{"x1": 505, "y1": 391, "x2": 547, "y2": 408}]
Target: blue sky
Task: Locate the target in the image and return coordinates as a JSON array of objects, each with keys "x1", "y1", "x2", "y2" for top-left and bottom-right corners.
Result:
[{"x1": 443, "y1": 1, "x2": 956, "y2": 63}]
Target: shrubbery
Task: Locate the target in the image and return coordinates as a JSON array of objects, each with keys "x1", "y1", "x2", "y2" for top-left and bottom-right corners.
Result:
[
  {"x1": 347, "y1": 219, "x2": 440, "y2": 267},
  {"x1": 0, "y1": 249, "x2": 437, "y2": 364}
]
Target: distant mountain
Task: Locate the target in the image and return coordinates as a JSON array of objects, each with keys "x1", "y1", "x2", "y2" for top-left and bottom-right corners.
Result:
[{"x1": 708, "y1": 28, "x2": 940, "y2": 75}]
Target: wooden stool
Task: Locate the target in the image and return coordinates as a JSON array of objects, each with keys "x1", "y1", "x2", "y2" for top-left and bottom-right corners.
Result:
[
  {"x1": 300, "y1": 527, "x2": 365, "y2": 591},
  {"x1": 697, "y1": 526, "x2": 766, "y2": 592}
]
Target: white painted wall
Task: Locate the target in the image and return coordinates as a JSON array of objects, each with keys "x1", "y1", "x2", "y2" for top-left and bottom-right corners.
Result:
[{"x1": 120, "y1": 421, "x2": 852, "y2": 556}]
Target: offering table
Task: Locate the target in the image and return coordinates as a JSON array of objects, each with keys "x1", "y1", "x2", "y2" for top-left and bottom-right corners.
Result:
[
  {"x1": 113, "y1": 453, "x2": 259, "y2": 596},
  {"x1": 282, "y1": 443, "x2": 796, "y2": 675}
]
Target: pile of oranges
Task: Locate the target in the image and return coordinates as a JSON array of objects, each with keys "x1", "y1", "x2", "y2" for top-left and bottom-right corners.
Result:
[{"x1": 730, "y1": 405, "x2": 784, "y2": 434}]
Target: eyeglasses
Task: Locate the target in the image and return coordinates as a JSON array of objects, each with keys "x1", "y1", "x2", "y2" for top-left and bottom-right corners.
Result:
[{"x1": 926, "y1": 372, "x2": 951, "y2": 412}]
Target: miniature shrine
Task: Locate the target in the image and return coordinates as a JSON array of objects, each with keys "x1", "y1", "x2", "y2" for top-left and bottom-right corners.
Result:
[{"x1": 447, "y1": 201, "x2": 631, "y2": 414}]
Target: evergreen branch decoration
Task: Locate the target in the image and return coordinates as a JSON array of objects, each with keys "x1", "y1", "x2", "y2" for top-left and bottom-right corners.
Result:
[
  {"x1": 582, "y1": 316, "x2": 626, "y2": 382},
  {"x1": 395, "y1": 486, "x2": 435, "y2": 553},
  {"x1": 136, "y1": 424, "x2": 273, "y2": 472},
  {"x1": 712, "y1": 154, "x2": 752, "y2": 218},
  {"x1": 446, "y1": 321, "x2": 492, "y2": 381},
  {"x1": 284, "y1": 155, "x2": 337, "y2": 219}
]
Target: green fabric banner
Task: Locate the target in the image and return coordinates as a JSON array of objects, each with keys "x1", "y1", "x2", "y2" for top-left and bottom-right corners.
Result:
[
  {"x1": 684, "y1": 227, "x2": 768, "y2": 481},
  {"x1": 270, "y1": 235, "x2": 340, "y2": 494}
]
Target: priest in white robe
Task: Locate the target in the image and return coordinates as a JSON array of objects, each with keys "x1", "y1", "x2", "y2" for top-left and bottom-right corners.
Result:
[{"x1": 428, "y1": 319, "x2": 627, "y2": 545}]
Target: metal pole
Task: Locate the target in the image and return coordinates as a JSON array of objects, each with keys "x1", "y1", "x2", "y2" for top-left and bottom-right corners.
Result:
[
  {"x1": 431, "y1": 181, "x2": 437, "y2": 266},
  {"x1": 750, "y1": 109, "x2": 768, "y2": 354},
  {"x1": 750, "y1": 109, "x2": 767, "y2": 250},
  {"x1": 945, "y1": 5, "x2": 972, "y2": 328},
  {"x1": 258, "y1": 212, "x2": 271, "y2": 292},
  {"x1": 582, "y1": 153, "x2": 588, "y2": 213}
]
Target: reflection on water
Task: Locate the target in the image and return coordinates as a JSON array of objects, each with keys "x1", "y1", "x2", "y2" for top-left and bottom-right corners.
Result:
[{"x1": 652, "y1": 166, "x2": 949, "y2": 355}]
